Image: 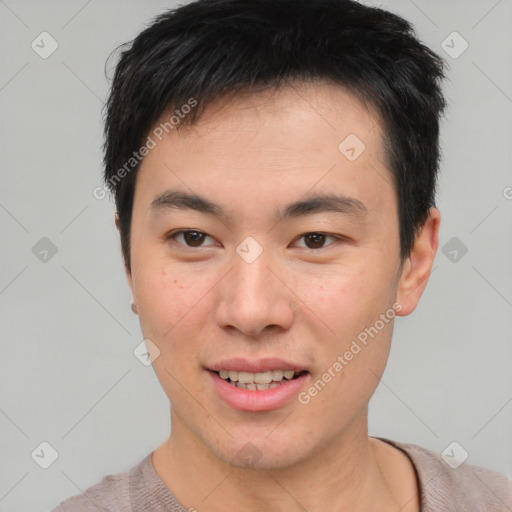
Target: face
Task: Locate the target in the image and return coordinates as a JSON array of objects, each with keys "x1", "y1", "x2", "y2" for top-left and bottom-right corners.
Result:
[{"x1": 123, "y1": 81, "x2": 435, "y2": 470}]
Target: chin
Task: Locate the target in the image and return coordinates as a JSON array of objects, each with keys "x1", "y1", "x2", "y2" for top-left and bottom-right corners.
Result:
[{"x1": 204, "y1": 429, "x2": 312, "y2": 472}]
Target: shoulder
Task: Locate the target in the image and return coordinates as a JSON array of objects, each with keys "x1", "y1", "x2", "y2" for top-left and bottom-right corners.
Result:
[
  {"x1": 380, "y1": 437, "x2": 512, "y2": 512},
  {"x1": 50, "y1": 455, "x2": 150, "y2": 512}
]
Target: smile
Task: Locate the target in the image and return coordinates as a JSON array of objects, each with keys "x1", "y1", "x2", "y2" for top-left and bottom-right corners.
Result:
[{"x1": 216, "y1": 369, "x2": 303, "y2": 390}]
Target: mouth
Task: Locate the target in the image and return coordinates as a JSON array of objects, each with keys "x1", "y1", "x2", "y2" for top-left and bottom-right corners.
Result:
[
  {"x1": 214, "y1": 369, "x2": 307, "y2": 390},
  {"x1": 206, "y1": 359, "x2": 310, "y2": 412}
]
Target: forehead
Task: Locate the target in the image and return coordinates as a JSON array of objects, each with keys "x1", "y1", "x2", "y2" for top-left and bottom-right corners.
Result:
[
  {"x1": 135, "y1": 81, "x2": 393, "y2": 220},
  {"x1": 172, "y1": 81, "x2": 383, "y2": 153}
]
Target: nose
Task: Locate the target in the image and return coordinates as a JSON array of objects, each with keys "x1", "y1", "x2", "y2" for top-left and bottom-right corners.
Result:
[{"x1": 215, "y1": 245, "x2": 294, "y2": 340}]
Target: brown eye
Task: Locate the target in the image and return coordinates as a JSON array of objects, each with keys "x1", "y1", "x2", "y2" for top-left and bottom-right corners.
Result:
[
  {"x1": 169, "y1": 230, "x2": 212, "y2": 248},
  {"x1": 296, "y1": 232, "x2": 337, "y2": 250},
  {"x1": 183, "y1": 231, "x2": 206, "y2": 247},
  {"x1": 304, "y1": 233, "x2": 326, "y2": 249}
]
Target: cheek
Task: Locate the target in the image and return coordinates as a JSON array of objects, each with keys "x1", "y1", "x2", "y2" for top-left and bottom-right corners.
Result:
[
  {"x1": 133, "y1": 260, "x2": 208, "y2": 342},
  {"x1": 294, "y1": 260, "x2": 397, "y2": 400},
  {"x1": 133, "y1": 266, "x2": 209, "y2": 388},
  {"x1": 293, "y1": 261, "x2": 395, "y2": 338}
]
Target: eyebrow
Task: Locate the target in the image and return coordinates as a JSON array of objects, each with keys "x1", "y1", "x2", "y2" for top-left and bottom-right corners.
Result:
[{"x1": 150, "y1": 189, "x2": 368, "y2": 223}]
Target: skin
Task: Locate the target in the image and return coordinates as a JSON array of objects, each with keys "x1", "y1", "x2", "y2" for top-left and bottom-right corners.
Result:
[{"x1": 117, "y1": 80, "x2": 440, "y2": 511}]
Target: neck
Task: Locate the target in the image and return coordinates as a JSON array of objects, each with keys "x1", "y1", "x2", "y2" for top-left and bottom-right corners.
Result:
[{"x1": 152, "y1": 409, "x2": 400, "y2": 512}]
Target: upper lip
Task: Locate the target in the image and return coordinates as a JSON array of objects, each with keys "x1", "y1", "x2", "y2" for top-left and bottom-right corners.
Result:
[{"x1": 208, "y1": 357, "x2": 308, "y2": 373}]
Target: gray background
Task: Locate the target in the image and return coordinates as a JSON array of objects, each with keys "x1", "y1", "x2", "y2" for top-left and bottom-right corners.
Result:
[{"x1": 0, "y1": 0, "x2": 511, "y2": 510}]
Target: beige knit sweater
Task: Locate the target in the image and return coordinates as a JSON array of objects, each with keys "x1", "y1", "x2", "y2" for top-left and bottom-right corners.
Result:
[{"x1": 51, "y1": 437, "x2": 512, "y2": 511}]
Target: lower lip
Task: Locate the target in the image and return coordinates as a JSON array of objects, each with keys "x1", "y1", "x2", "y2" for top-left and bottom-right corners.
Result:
[{"x1": 208, "y1": 371, "x2": 309, "y2": 412}]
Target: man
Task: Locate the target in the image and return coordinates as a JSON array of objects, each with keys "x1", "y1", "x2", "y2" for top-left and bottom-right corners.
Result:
[{"x1": 52, "y1": 0, "x2": 512, "y2": 510}]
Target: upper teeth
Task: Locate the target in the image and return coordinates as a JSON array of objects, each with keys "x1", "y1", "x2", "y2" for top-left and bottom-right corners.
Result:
[{"x1": 219, "y1": 369, "x2": 296, "y2": 384}]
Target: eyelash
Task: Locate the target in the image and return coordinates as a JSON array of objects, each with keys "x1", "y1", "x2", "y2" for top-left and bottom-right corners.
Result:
[{"x1": 166, "y1": 230, "x2": 344, "y2": 251}]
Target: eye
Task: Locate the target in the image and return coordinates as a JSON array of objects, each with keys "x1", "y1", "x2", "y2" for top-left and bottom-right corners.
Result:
[
  {"x1": 293, "y1": 232, "x2": 339, "y2": 250},
  {"x1": 167, "y1": 230, "x2": 216, "y2": 248},
  {"x1": 167, "y1": 230, "x2": 342, "y2": 250}
]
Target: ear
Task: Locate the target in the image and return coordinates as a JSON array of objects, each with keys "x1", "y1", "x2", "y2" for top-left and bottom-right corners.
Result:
[
  {"x1": 395, "y1": 207, "x2": 440, "y2": 316},
  {"x1": 115, "y1": 212, "x2": 134, "y2": 295}
]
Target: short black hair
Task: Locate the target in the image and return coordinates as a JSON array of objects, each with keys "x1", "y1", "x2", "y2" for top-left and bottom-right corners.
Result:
[{"x1": 103, "y1": 0, "x2": 447, "y2": 270}]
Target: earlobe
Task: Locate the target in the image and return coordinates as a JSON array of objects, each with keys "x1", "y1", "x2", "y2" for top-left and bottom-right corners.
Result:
[{"x1": 396, "y1": 207, "x2": 441, "y2": 316}]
